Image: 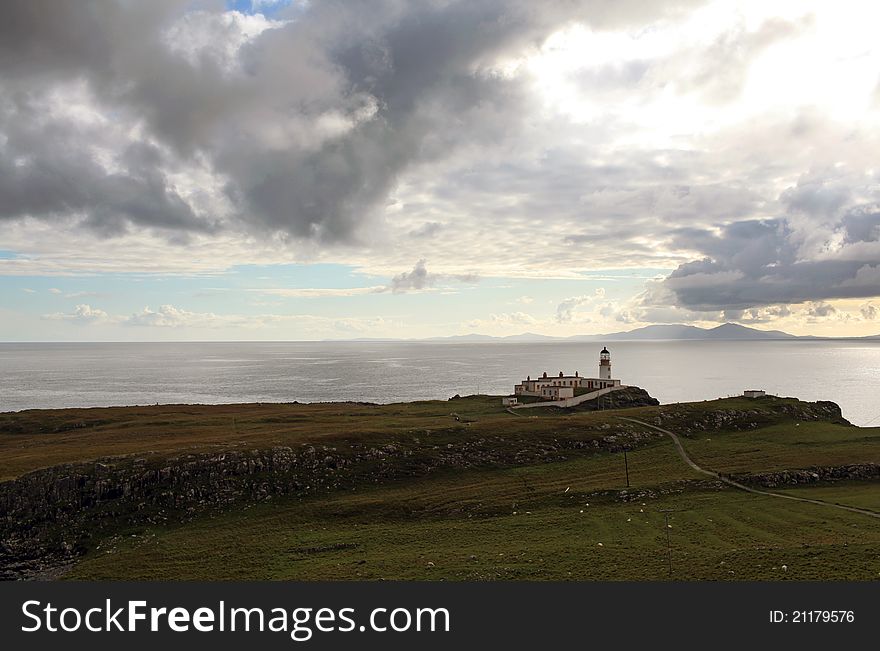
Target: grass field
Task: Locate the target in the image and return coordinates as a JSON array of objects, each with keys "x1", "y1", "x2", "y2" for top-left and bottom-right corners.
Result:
[
  {"x1": 679, "y1": 421, "x2": 880, "y2": 474},
  {"x1": 65, "y1": 437, "x2": 880, "y2": 581},
  {"x1": 66, "y1": 471, "x2": 880, "y2": 581},
  {"x1": 3, "y1": 395, "x2": 879, "y2": 580},
  {"x1": 0, "y1": 395, "x2": 861, "y2": 480}
]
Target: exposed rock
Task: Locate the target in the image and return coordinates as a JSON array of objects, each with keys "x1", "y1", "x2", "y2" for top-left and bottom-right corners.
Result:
[
  {"x1": 565, "y1": 386, "x2": 660, "y2": 412},
  {"x1": 652, "y1": 399, "x2": 848, "y2": 436},
  {"x1": 733, "y1": 464, "x2": 879, "y2": 488}
]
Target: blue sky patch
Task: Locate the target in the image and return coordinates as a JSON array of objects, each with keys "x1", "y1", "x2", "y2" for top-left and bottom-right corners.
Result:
[{"x1": 227, "y1": 0, "x2": 292, "y2": 16}]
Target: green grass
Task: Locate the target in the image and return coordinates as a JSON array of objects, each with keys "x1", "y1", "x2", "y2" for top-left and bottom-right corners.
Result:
[
  {"x1": 5, "y1": 394, "x2": 879, "y2": 581},
  {"x1": 0, "y1": 395, "x2": 854, "y2": 481},
  {"x1": 679, "y1": 421, "x2": 880, "y2": 474},
  {"x1": 65, "y1": 444, "x2": 880, "y2": 581},
  {"x1": 0, "y1": 396, "x2": 519, "y2": 480},
  {"x1": 775, "y1": 483, "x2": 880, "y2": 511}
]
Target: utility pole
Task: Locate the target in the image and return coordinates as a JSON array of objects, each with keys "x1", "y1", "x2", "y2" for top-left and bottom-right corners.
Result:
[
  {"x1": 664, "y1": 511, "x2": 672, "y2": 576},
  {"x1": 659, "y1": 508, "x2": 683, "y2": 577}
]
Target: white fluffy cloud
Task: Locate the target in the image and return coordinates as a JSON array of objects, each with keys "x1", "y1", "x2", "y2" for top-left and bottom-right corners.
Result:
[
  {"x1": 43, "y1": 304, "x2": 115, "y2": 324},
  {"x1": 125, "y1": 305, "x2": 221, "y2": 328},
  {"x1": 556, "y1": 288, "x2": 607, "y2": 322}
]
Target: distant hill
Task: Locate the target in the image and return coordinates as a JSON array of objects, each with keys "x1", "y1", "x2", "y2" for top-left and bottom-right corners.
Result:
[
  {"x1": 701, "y1": 323, "x2": 796, "y2": 340},
  {"x1": 345, "y1": 323, "x2": 874, "y2": 343},
  {"x1": 536, "y1": 323, "x2": 799, "y2": 341},
  {"x1": 571, "y1": 324, "x2": 707, "y2": 341}
]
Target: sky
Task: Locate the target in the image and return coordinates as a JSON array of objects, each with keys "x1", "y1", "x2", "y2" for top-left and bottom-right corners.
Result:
[{"x1": 1, "y1": 0, "x2": 879, "y2": 341}]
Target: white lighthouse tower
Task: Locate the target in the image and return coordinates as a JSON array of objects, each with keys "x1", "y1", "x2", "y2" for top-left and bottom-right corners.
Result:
[{"x1": 599, "y1": 346, "x2": 612, "y2": 380}]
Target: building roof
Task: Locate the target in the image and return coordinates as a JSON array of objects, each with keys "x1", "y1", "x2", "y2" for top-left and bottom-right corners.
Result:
[{"x1": 520, "y1": 375, "x2": 608, "y2": 382}]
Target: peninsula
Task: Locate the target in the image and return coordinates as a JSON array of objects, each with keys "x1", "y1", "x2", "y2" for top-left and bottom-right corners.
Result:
[{"x1": 2, "y1": 389, "x2": 878, "y2": 582}]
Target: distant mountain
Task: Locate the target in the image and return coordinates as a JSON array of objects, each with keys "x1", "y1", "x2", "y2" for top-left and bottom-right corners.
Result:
[
  {"x1": 568, "y1": 323, "x2": 796, "y2": 341},
  {"x1": 571, "y1": 324, "x2": 707, "y2": 341},
  {"x1": 346, "y1": 323, "x2": 875, "y2": 343},
  {"x1": 701, "y1": 323, "x2": 796, "y2": 340}
]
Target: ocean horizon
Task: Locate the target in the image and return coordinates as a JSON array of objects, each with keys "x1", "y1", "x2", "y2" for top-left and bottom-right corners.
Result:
[{"x1": 2, "y1": 339, "x2": 879, "y2": 426}]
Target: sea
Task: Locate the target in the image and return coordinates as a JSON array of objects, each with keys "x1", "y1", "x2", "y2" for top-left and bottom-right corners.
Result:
[{"x1": 1, "y1": 340, "x2": 879, "y2": 426}]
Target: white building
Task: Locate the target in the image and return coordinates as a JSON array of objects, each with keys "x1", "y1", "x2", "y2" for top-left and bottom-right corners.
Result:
[
  {"x1": 513, "y1": 347, "x2": 621, "y2": 401},
  {"x1": 743, "y1": 389, "x2": 766, "y2": 398}
]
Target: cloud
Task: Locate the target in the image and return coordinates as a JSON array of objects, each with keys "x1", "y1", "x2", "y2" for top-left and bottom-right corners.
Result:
[
  {"x1": 390, "y1": 259, "x2": 432, "y2": 293},
  {"x1": 43, "y1": 303, "x2": 114, "y2": 324},
  {"x1": 0, "y1": 0, "x2": 719, "y2": 253},
  {"x1": 408, "y1": 222, "x2": 444, "y2": 238},
  {"x1": 467, "y1": 311, "x2": 539, "y2": 330},
  {"x1": 0, "y1": 0, "x2": 645, "y2": 243},
  {"x1": 722, "y1": 305, "x2": 793, "y2": 323},
  {"x1": 4, "y1": 0, "x2": 880, "y2": 340},
  {"x1": 48, "y1": 287, "x2": 61, "y2": 294},
  {"x1": 840, "y1": 264, "x2": 880, "y2": 289},
  {"x1": 556, "y1": 288, "x2": 606, "y2": 322},
  {"x1": 248, "y1": 260, "x2": 478, "y2": 299},
  {"x1": 388, "y1": 259, "x2": 478, "y2": 293},
  {"x1": 491, "y1": 312, "x2": 538, "y2": 326},
  {"x1": 125, "y1": 304, "x2": 226, "y2": 328},
  {"x1": 806, "y1": 301, "x2": 837, "y2": 318},
  {"x1": 660, "y1": 15, "x2": 815, "y2": 104},
  {"x1": 649, "y1": 191, "x2": 880, "y2": 313},
  {"x1": 0, "y1": 98, "x2": 215, "y2": 236},
  {"x1": 861, "y1": 302, "x2": 878, "y2": 320}
]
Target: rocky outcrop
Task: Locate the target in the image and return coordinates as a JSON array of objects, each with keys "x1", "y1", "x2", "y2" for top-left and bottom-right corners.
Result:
[
  {"x1": 733, "y1": 463, "x2": 879, "y2": 488},
  {"x1": 568, "y1": 386, "x2": 660, "y2": 411},
  {"x1": 650, "y1": 399, "x2": 848, "y2": 436}
]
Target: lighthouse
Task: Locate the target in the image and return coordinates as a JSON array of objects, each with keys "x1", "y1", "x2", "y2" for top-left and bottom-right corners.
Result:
[
  {"x1": 511, "y1": 345, "x2": 621, "y2": 401},
  {"x1": 599, "y1": 346, "x2": 611, "y2": 380}
]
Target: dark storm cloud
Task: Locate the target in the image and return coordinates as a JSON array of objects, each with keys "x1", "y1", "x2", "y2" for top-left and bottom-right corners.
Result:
[
  {"x1": 652, "y1": 209, "x2": 880, "y2": 311},
  {"x1": 0, "y1": 1, "x2": 184, "y2": 79},
  {"x1": 841, "y1": 206, "x2": 880, "y2": 243},
  {"x1": 0, "y1": 0, "x2": 705, "y2": 243},
  {"x1": 0, "y1": 0, "x2": 222, "y2": 235},
  {"x1": 0, "y1": 102, "x2": 211, "y2": 235}
]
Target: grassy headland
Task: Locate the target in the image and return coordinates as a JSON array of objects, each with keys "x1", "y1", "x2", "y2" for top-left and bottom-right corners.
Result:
[{"x1": 1, "y1": 394, "x2": 878, "y2": 580}]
